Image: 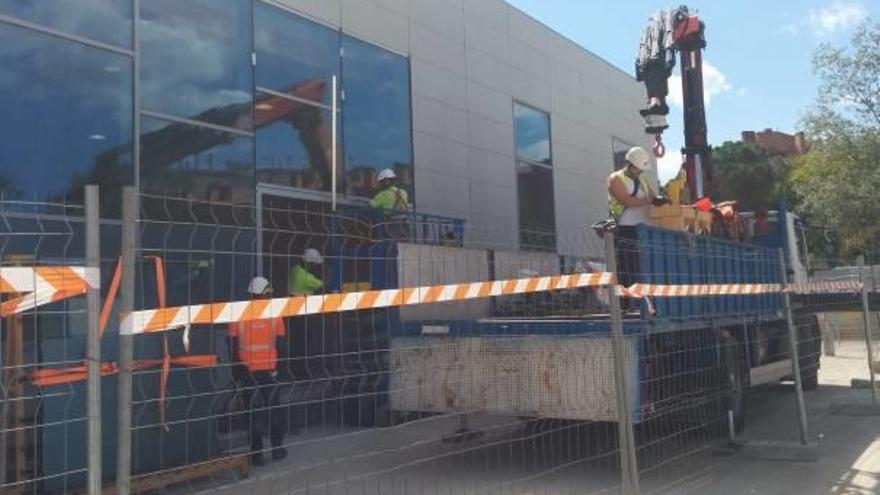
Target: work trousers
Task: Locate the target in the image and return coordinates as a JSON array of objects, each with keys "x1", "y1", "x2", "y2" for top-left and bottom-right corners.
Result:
[{"x1": 243, "y1": 370, "x2": 285, "y2": 453}]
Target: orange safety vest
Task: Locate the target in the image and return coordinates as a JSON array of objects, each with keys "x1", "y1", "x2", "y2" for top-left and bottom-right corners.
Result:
[{"x1": 228, "y1": 318, "x2": 286, "y2": 372}]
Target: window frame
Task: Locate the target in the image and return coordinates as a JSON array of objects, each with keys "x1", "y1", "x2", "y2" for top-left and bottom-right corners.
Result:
[{"x1": 512, "y1": 101, "x2": 556, "y2": 251}]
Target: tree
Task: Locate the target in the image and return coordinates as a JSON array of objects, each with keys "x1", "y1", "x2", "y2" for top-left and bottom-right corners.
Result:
[
  {"x1": 708, "y1": 141, "x2": 791, "y2": 211},
  {"x1": 792, "y1": 22, "x2": 880, "y2": 259}
]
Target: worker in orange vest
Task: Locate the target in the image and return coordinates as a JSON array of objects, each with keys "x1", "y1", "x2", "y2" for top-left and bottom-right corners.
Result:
[{"x1": 228, "y1": 276, "x2": 287, "y2": 465}]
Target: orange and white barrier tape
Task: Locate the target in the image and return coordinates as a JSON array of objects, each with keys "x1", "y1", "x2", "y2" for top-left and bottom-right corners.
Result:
[
  {"x1": 624, "y1": 281, "x2": 862, "y2": 298},
  {"x1": 120, "y1": 272, "x2": 616, "y2": 335},
  {"x1": 118, "y1": 272, "x2": 868, "y2": 335},
  {"x1": 0, "y1": 266, "x2": 100, "y2": 316},
  {"x1": 787, "y1": 281, "x2": 862, "y2": 294},
  {"x1": 625, "y1": 283, "x2": 785, "y2": 298}
]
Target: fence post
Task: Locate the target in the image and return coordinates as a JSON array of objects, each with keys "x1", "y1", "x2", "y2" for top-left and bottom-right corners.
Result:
[
  {"x1": 116, "y1": 186, "x2": 137, "y2": 495},
  {"x1": 857, "y1": 256, "x2": 877, "y2": 406},
  {"x1": 85, "y1": 185, "x2": 102, "y2": 495},
  {"x1": 778, "y1": 249, "x2": 809, "y2": 445},
  {"x1": 604, "y1": 232, "x2": 640, "y2": 494}
]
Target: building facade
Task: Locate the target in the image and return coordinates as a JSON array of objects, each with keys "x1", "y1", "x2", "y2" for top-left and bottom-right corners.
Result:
[
  {"x1": 741, "y1": 129, "x2": 809, "y2": 157},
  {"x1": 0, "y1": 0, "x2": 650, "y2": 257}
]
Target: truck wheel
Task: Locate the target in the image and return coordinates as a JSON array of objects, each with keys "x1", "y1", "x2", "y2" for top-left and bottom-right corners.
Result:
[
  {"x1": 799, "y1": 316, "x2": 821, "y2": 391},
  {"x1": 722, "y1": 335, "x2": 748, "y2": 433}
]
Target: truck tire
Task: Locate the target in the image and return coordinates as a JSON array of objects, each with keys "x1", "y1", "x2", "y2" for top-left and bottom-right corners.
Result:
[
  {"x1": 722, "y1": 334, "x2": 748, "y2": 433},
  {"x1": 798, "y1": 316, "x2": 822, "y2": 391}
]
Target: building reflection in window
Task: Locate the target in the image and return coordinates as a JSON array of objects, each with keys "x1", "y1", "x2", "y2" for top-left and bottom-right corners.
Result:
[
  {"x1": 255, "y1": 2, "x2": 338, "y2": 107},
  {"x1": 514, "y1": 102, "x2": 556, "y2": 251},
  {"x1": 139, "y1": 116, "x2": 254, "y2": 205},
  {"x1": 342, "y1": 35, "x2": 413, "y2": 199},
  {"x1": 255, "y1": 91, "x2": 341, "y2": 193},
  {"x1": 0, "y1": 22, "x2": 133, "y2": 214}
]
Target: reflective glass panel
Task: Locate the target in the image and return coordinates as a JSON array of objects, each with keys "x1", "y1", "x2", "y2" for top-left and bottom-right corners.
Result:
[
  {"x1": 139, "y1": 0, "x2": 253, "y2": 130},
  {"x1": 0, "y1": 0, "x2": 132, "y2": 48},
  {"x1": 254, "y1": 2, "x2": 339, "y2": 106},
  {"x1": 139, "y1": 116, "x2": 254, "y2": 204},
  {"x1": 0, "y1": 23, "x2": 133, "y2": 213},
  {"x1": 341, "y1": 35, "x2": 413, "y2": 198},
  {"x1": 255, "y1": 92, "x2": 341, "y2": 193},
  {"x1": 514, "y1": 103, "x2": 552, "y2": 166},
  {"x1": 516, "y1": 162, "x2": 556, "y2": 251}
]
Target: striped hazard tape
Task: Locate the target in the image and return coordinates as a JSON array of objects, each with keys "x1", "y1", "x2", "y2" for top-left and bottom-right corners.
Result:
[
  {"x1": 625, "y1": 281, "x2": 862, "y2": 297},
  {"x1": 117, "y1": 273, "x2": 867, "y2": 336},
  {"x1": 120, "y1": 272, "x2": 616, "y2": 335},
  {"x1": 625, "y1": 283, "x2": 784, "y2": 297},
  {"x1": 1, "y1": 266, "x2": 100, "y2": 317},
  {"x1": 787, "y1": 281, "x2": 862, "y2": 294}
]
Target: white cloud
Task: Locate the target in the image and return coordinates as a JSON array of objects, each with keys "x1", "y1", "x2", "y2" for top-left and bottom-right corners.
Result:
[
  {"x1": 807, "y1": 2, "x2": 867, "y2": 36},
  {"x1": 667, "y1": 61, "x2": 734, "y2": 109},
  {"x1": 657, "y1": 150, "x2": 684, "y2": 184}
]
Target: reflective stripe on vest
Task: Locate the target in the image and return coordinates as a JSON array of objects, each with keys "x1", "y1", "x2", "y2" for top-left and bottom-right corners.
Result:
[
  {"x1": 240, "y1": 341, "x2": 274, "y2": 352},
  {"x1": 608, "y1": 169, "x2": 650, "y2": 221}
]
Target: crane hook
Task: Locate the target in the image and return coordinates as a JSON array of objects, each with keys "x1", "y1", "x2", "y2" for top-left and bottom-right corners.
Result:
[{"x1": 652, "y1": 133, "x2": 666, "y2": 158}]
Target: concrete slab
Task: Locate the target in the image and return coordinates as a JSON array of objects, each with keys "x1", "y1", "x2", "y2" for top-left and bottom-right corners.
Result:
[
  {"x1": 739, "y1": 440, "x2": 820, "y2": 462},
  {"x1": 850, "y1": 378, "x2": 880, "y2": 389},
  {"x1": 830, "y1": 402, "x2": 880, "y2": 416}
]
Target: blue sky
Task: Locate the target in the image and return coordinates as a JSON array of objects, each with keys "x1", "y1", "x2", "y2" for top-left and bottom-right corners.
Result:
[{"x1": 506, "y1": 0, "x2": 878, "y2": 181}]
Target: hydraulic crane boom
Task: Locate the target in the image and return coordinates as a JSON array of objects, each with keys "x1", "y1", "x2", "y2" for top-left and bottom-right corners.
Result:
[
  {"x1": 636, "y1": 6, "x2": 711, "y2": 201},
  {"x1": 673, "y1": 12, "x2": 710, "y2": 201}
]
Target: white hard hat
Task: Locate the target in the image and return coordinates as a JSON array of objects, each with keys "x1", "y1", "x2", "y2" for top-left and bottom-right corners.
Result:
[
  {"x1": 377, "y1": 168, "x2": 396, "y2": 181},
  {"x1": 625, "y1": 147, "x2": 652, "y2": 171},
  {"x1": 247, "y1": 276, "x2": 272, "y2": 295},
  {"x1": 303, "y1": 248, "x2": 324, "y2": 264}
]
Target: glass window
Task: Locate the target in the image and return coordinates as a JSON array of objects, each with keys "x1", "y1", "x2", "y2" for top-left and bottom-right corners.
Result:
[
  {"x1": 341, "y1": 35, "x2": 414, "y2": 198},
  {"x1": 513, "y1": 102, "x2": 555, "y2": 251},
  {"x1": 254, "y1": 2, "x2": 339, "y2": 107},
  {"x1": 0, "y1": 0, "x2": 133, "y2": 48},
  {"x1": 516, "y1": 163, "x2": 556, "y2": 251},
  {"x1": 0, "y1": 23, "x2": 133, "y2": 214},
  {"x1": 514, "y1": 103, "x2": 552, "y2": 166},
  {"x1": 612, "y1": 139, "x2": 633, "y2": 171},
  {"x1": 139, "y1": 116, "x2": 254, "y2": 204},
  {"x1": 139, "y1": 0, "x2": 253, "y2": 131},
  {"x1": 255, "y1": 91, "x2": 341, "y2": 193}
]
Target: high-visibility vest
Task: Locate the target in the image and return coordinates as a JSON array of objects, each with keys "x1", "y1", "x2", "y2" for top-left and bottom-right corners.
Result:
[
  {"x1": 288, "y1": 264, "x2": 323, "y2": 296},
  {"x1": 608, "y1": 169, "x2": 651, "y2": 221},
  {"x1": 370, "y1": 186, "x2": 409, "y2": 211},
  {"x1": 228, "y1": 318, "x2": 286, "y2": 372}
]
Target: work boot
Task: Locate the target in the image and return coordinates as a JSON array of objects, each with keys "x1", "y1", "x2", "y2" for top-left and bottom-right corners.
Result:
[{"x1": 272, "y1": 447, "x2": 288, "y2": 461}]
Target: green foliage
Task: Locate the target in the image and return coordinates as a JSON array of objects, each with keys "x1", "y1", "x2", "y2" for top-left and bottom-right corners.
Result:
[
  {"x1": 791, "y1": 130, "x2": 880, "y2": 257},
  {"x1": 709, "y1": 141, "x2": 791, "y2": 211},
  {"x1": 792, "y1": 21, "x2": 880, "y2": 259}
]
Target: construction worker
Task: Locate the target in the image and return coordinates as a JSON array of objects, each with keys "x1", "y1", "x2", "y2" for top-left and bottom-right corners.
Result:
[
  {"x1": 228, "y1": 276, "x2": 287, "y2": 465},
  {"x1": 370, "y1": 168, "x2": 409, "y2": 211},
  {"x1": 607, "y1": 146, "x2": 667, "y2": 226},
  {"x1": 289, "y1": 248, "x2": 324, "y2": 296},
  {"x1": 607, "y1": 147, "x2": 667, "y2": 291}
]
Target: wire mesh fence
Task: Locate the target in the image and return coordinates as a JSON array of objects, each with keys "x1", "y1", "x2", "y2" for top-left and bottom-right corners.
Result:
[
  {"x1": 3, "y1": 185, "x2": 879, "y2": 494},
  {"x1": 0, "y1": 198, "x2": 106, "y2": 494}
]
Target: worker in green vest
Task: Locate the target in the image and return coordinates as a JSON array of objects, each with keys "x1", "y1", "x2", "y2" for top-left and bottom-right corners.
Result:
[
  {"x1": 370, "y1": 168, "x2": 409, "y2": 211},
  {"x1": 288, "y1": 248, "x2": 324, "y2": 295},
  {"x1": 607, "y1": 146, "x2": 667, "y2": 226}
]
